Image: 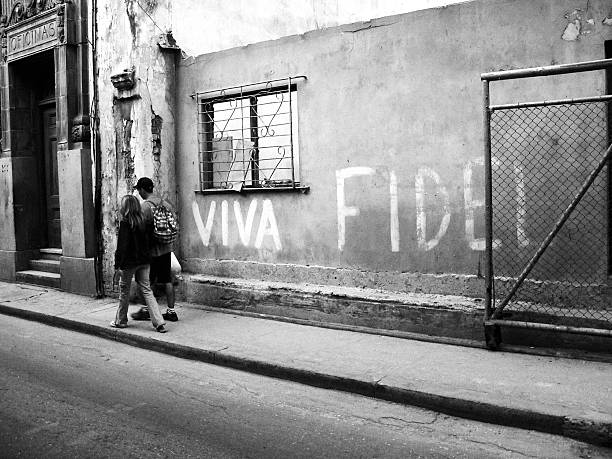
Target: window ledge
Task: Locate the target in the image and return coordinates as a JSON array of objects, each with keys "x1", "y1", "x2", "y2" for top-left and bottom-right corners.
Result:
[{"x1": 195, "y1": 185, "x2": 310, "y2": 195}]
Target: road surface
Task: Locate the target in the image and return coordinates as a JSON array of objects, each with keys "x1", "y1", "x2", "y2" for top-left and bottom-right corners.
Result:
[{"x1": 1, "y1": 314, "x2": 609, "y2": 458}]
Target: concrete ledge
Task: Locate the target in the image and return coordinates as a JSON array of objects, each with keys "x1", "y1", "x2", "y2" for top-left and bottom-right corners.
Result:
[
  {"x1": 0, "y1": 300, "x2": 609, "y2": 448},
  {"x1": 182, "y1": 257, "x2": 485, "y2": 296},
  {"x1": 182, "y1": 258, "x2": 611, "y2": 309},
  {"x1": 182, "y1": 274, "x2": 487, "y2": 340},
  {"x1": 181, "y1": 274, "x2": 612, "y2": 354}
]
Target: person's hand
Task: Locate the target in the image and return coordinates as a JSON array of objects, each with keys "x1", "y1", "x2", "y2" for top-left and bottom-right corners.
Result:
[{"x1": 113, "y1": 269, "x2": 122, "y2": 286}]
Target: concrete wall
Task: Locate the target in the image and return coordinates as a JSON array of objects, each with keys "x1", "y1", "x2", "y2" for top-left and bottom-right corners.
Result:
[
  {"x1": 175, "y1": 0, "x2": 612, "y2": 296},
  {"x1": 96, "y1": 0, "x2": 177, "y2": 282}
]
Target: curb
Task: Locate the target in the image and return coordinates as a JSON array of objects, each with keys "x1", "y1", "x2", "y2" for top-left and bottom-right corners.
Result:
[{"x1": 1, "y1": 301, "x2": 610, "y2": 447}]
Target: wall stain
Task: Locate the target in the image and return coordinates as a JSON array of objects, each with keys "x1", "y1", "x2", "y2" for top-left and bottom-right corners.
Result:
[
  {"x1": 124, "y1": 0, "x2": 138, "y2": 47},
  {"x1": 113, "y1": 98, "x2": 135, "y2": 190},
  {"x1": 124, "y1": 0, "x2": 159, "y2": 47},
  {"x1": 562, "y1": 7, "x2": 597, "y2": 41},
  {"x1": 151, "y1": 110, "x2": 162, "y2": 183}
]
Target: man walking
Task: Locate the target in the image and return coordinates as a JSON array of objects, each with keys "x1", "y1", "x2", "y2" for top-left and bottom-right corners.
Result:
[{"x1": 131, "y1": 177, "x2": 178, "y2": 322}]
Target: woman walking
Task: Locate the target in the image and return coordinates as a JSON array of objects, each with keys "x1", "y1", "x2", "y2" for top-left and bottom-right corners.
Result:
[{"x1": 111, "y1": 194, "x2": 167, "y2": 333}]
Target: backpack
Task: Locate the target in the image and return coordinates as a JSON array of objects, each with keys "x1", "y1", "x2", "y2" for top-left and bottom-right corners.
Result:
[{"x1": 148, "y1": 200, "x2": 179, "y2": 244}]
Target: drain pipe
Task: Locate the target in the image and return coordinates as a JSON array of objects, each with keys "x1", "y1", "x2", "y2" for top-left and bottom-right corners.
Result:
[{"x1": 91, "y1": 0, "x2": 104, "y2": 297}]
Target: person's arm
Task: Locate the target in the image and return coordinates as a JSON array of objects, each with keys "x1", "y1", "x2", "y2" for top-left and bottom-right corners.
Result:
[
  {"x1": 141, "y1": 201, "x2": 154, "y2": 224},
  {"x1": 114, "y1": 221, "x2": 130, "y2": 269}
]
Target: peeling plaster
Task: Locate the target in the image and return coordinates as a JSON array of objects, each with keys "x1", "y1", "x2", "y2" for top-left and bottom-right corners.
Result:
[
  {"x1": 99, "y1": 0, "x2": 175, "y2": 287},
  {"x1": 561, "y1": 7, "x2": 599, "y2": 40},
  {"x1": 125, "y1": 0, "x2": 138, "y2": 47},
  {"x1": 562, "y1": 20, "x2": 581, "y2": 41},
  {"x1": 151, "y1": 113, "x2": 162, "y2": 158},
  {"x1": 151, "y1": 111, "x2": 163, "y2": 184},
  {"x1": 114, "y1": 99, "x2": 136, "y2": 190}
]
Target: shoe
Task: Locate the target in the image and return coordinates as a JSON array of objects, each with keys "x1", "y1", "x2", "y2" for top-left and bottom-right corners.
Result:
[
  {"x1": 109, "y1": 321, "x2": 128, "y2": 328},
  {"x1": 156, "y1": 325, "x2": 167, "y2": 333},
  {"x1": 163, "y1": 310, "x2": 178, "y2": 322},
  {"x1": 131, "y1": 309, "x2": 150, "y2": 320}
]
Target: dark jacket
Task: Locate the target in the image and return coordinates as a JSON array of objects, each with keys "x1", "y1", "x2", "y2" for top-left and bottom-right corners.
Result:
[{"x1": 114, "y1": 219, "x2": 152, "y2": 269}]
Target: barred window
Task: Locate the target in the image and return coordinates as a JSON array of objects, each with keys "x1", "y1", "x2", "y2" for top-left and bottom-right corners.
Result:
[{"x1": 196, "y1": 78, "x2": 304, "y2": 192}]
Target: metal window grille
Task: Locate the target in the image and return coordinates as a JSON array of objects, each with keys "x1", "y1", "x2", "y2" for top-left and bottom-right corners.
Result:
[{"x1": 196, "y1": 78, "x2": 301, "y2": 191}]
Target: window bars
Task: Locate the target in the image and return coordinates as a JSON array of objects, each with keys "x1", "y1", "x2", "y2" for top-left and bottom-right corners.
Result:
[{"x1": 195, "y1": 77, "x2": 304, "y2": 192}]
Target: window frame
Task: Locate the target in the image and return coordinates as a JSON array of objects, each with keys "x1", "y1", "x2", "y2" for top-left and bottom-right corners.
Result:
[{"x1": 194, "y1": 77, "x2": 309, "y2": 194}]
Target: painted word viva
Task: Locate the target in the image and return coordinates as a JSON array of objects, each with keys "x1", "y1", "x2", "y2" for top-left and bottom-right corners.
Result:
[
  {"x1": 192, "y1": 160, "x2": 529, "y2": 252},
  {"x1": 193, "y1": 199, "x2": 282, "y2": 250}
]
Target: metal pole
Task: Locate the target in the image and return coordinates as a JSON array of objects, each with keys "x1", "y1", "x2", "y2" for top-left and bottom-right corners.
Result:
[
  {"x1": 481, "y1": 58, "x2": 612, "y2": 81},
  {"x1": 485, "y1": 320, "x2": 612, "y2": 337},
  {"x1": 490, "y1": 94, "x2": 612, "y2": 111},
  {"x1": 483, "y1": 80, "x2": 493, "y2": 320},
  {"x1": 492, "y1": 142, "x2": 612, "y2": 319},
  {"x1": 288, "y1": 77, "x2": 296, "y2": 188},
  {"x1": 91, "y1": 0, "x2": 105, "y2": 297}
]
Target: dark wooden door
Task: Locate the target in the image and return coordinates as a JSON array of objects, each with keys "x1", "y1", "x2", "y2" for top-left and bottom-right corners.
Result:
[{"x1": 42, "y1": 107, "x2": 60, "y2": 248}]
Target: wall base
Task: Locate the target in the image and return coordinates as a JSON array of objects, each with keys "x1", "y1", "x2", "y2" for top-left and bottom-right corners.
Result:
[
  {"x1": 181, "y1": 274, "x2": 612, "y2": 355},
  {"x1": 182, "y1": 274, "x2": 486, "y2": 341},
  {"x1": 60, "y1": 256, "x2": 97, "y2": 296},
  {"x1": 0, "y1": 249, "x2": 37, "y2": 281}
]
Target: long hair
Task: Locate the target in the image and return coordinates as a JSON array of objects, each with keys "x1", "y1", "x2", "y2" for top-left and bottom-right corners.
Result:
[{"x1": 120, "y1": 195, "x2": 145, "y2": 230}]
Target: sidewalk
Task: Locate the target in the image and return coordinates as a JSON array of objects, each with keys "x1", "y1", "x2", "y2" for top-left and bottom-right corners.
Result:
[{"x1": 0, "y1": 281, "x2": 610, "y2": 447}]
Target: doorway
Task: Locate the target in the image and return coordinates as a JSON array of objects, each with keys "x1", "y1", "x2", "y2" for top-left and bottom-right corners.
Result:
[{"x1": 9, "y1": 50, "x2": 58, "y2": 249}]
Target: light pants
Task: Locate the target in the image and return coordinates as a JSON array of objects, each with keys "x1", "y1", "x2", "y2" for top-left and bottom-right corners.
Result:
[{"x1": 115, "y1": 264, "x2": 165, "y2": 329}]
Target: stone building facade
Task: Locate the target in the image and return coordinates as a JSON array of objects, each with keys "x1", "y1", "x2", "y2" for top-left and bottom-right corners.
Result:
[{"x1": 0, "y1": 0, "x2": 96, "y2": 294}]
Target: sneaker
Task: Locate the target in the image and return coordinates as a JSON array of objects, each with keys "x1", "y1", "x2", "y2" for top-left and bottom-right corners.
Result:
[
  {"x1": 156, "y1": 324, "x2": 167, "y2": 333},
  {"x1": 163, "y1": 310, "x2": 178, "y2": 322},
  {"x1": 131, "y1": 308, "x2": 150, "y2": 320},
  {"x1": 109, "y1": 321, "x2": 128, "y2": 329}
]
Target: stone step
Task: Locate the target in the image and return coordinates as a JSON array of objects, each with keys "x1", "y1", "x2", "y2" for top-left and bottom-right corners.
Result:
[
  {"x1": 29, "y1": 259, "x2": 60, "y2": 274},
  {"x1": 15, "y1": 270, "x2": 61, "y2": 289},
  {"x1": 39, "y1": 248, "x2": 62, "y2": 262}
]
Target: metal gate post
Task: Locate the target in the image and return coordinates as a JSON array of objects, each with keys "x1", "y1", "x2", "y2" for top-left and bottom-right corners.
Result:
[{"x1": 482, "y1": 79, "x2": 501, "y2": 349}]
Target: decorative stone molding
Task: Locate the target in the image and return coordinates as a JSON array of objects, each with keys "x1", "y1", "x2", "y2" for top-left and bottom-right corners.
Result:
[
  {"x1": 55, "y1": 0, "x2": 65, "y2": 43},
  {"x1": 1, "y1": 0, "x2": 69, "y2": 62},
  {"x1": 71, "y1": 114, "x2": 90, "y2": 143},
  {"x1": 110, "y1": 67, "x2": 136, "y2": 91},
  {"x1": 5, "y1": 0, "x2": 63, "y2": 27},
  {"x1": 0, "y1": 15, "x2": 7, "y2": 61}
]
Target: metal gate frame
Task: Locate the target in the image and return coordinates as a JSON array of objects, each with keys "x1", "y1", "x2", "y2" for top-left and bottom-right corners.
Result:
[{"x1": 481, "y1": 58, "x2": 612, "y2": 349}]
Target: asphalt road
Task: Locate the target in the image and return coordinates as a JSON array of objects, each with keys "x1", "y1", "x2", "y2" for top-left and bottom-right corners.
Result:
[{"x1": 1, "y1": 314, "x2": 610, "y2": 459}]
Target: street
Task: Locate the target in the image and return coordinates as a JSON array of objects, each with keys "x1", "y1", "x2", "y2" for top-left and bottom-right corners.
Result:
[{"x1": 0, "y1": 314, "x2": 609, "y2": 459}]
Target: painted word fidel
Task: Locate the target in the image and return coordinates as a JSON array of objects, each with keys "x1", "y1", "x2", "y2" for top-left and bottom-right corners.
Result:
[{"x1": 9, "y1": 20, "x2": 57, "y2": 55}]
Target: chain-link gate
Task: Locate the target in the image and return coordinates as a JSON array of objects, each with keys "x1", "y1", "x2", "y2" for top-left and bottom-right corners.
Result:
[{"x1": 481, "y1": 59, "x2": 612, "y2": 349}]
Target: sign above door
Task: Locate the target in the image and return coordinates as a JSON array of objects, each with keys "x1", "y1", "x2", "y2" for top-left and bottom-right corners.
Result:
[{"x1": 2, "y1": 2, "x2": 72, "y2": 62}]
